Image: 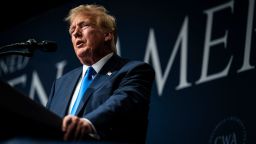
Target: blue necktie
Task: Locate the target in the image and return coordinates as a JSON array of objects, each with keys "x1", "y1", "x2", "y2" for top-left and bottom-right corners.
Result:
[{"x1": 71, "y1": 66, "x2": 95, "y2": 115}]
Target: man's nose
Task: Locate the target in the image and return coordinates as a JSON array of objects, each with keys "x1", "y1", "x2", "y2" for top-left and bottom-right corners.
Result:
[{"x1": 73, "y1": 28, "x2": 82, "y2": 38}]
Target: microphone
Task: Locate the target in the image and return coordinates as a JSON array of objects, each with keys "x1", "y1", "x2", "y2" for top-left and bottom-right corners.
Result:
[
  {"x1": 18, "y1": 39, "x2": 58, "y2": 52},
  {"x1": 0, "y1": 39, "x2": 58, "y2": 57}
]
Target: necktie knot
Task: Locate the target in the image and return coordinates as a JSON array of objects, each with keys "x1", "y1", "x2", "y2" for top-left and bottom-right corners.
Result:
[{"x1": 86, "y1": 66, "x2": 96, "y2": 80}]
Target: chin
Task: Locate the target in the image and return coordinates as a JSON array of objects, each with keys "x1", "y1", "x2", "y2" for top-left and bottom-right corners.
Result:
[
  {"x1": 78, "y1": 55, "x2": 92, "y2": 65},
  {"x1": 77, "y1": 50, "x2": 88, "y2": 58}
]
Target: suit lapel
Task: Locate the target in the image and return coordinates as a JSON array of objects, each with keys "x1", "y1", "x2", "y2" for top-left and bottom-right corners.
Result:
[
  {"x1": 75, "y1": 55, "x2": 125, "y2": 115},
  {"x1": 60, "y1": 68, "x2": 82, "y2": 117}
]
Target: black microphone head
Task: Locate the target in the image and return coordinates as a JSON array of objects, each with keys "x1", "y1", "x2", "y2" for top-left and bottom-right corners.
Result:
[
  {"x1": 38, "y1": 40, "x2": 58, "y2": 52},
  {"x1": 26, "y1": 39, "x2": 37, "y2": 44},
  {"x1": 25, "y1": 39, "x2": 37, "y2": 47}
]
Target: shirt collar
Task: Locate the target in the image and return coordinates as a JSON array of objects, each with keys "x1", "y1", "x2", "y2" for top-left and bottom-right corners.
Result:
[{"x1": 82, "y1": 52, "x2": 114, "y2": 76}]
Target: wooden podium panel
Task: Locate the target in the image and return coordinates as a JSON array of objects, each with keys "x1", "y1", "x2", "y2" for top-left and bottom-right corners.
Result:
[{"x1": 0, "y1": 80, "x2": 63, "y2": 141}]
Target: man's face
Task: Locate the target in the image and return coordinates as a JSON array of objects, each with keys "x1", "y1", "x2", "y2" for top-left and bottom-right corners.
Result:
[{"x1": 69, "y1": 14, "x2": 106, "y2": 65}]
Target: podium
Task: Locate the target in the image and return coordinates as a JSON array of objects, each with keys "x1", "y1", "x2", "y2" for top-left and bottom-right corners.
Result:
[{"x1": 0, "y1": 80, "x2": 63, "y2": 141}]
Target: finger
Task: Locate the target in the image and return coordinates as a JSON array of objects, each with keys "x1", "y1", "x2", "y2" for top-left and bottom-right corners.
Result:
[
  {"x1": 64, "y1": 116, "x2": 79, "y2": 141},
  {"x1": 78, "y1": 120, "x2": 91, "y2": 140},
  {"x1": 62, "y1": 115, "x2": 72, "y2": 132},
  {"x1": 65, "y1": 117, "x2": 78, "y2": 140},
  {"x1": 74, "y1": 119, "x2": 82, "y2": 140},
  {"x1": 78, "y1": 126, "x2": 85, "y2": 141}
]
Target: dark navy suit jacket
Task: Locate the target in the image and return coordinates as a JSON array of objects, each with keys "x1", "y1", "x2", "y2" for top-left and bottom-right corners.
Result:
[{"x1": 46, "y1": 54, "x2": 155, "y2": 143}]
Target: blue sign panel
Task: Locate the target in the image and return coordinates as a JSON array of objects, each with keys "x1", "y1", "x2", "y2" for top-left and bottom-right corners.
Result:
[{"x1": 0, "y1": 0, "x2": 255, "y2": 143}]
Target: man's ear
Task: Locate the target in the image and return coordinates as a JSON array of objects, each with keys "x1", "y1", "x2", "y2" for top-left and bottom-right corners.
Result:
[{"x1": 104, "y1": 32, "x2": 113, "y2": 42}]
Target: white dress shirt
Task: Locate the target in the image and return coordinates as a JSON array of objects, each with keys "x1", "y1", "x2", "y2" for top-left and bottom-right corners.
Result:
[
  {"x1": 68, "y1": 52, "x2": 113, "y2": 139},
  {"x1": 68, "y1": 52, "x2": 113, "y2": 113}
]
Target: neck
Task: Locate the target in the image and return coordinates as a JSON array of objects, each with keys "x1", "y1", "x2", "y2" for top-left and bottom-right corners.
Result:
[{"x1": 83, "y1": 50, "x2": 113, "y2": 66}]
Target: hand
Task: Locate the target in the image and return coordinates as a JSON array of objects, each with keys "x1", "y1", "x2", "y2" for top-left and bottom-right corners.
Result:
[{"x1": 62, "y1": 115, "x2": 92, "y2": 141}]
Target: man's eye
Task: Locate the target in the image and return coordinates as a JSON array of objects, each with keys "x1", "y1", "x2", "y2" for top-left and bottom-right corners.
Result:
[{"x1": 81, "y1": 23, "x2": 90, "y2": 28}]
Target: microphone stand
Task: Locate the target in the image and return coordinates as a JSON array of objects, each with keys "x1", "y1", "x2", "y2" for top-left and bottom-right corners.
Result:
[{"x1": 0, "y1": 43, "x2": 34, "y2": 57}]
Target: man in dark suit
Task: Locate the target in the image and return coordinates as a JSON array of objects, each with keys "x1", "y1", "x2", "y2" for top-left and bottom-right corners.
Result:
[{"x1": 46, "y1": 4, "x2": 155, "y2": 143}]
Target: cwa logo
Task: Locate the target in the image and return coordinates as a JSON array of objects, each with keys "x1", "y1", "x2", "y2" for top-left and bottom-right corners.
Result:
[{"x1": 209, "y1": 117, "x2": 247, "y2": 144}]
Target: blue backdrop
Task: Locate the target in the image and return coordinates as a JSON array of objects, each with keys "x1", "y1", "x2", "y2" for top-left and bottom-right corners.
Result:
[{"x1": 0, "y1": 0, "x2": 255, "y2": 143}]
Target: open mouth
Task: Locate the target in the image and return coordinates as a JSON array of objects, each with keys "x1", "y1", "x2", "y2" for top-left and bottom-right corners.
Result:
[{"x1": 76, "y1": 40, "x2": 84, "y2": 48}]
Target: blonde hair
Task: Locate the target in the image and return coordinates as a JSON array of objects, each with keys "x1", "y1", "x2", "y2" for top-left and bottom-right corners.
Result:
[{"x1": 65, "y1": 4, "x2": 117, "y2": 53}]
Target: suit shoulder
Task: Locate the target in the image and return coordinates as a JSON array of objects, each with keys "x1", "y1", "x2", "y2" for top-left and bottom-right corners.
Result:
[
  {"x1": 122, "y1": 58, "x2": 155, "y2": 74},
  {"x1": 56, "y1": 66, "x2": 82, "y2": 81},
  {"x1": 126, "y1": 59, "x2": 153, "y2": 68}
]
